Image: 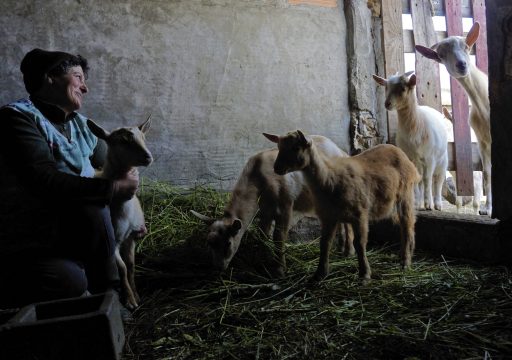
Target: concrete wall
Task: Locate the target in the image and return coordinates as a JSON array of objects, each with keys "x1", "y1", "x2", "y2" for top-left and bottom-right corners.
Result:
[{"x1": 0, "y1": 0, "x2": 354, "y2": 189}]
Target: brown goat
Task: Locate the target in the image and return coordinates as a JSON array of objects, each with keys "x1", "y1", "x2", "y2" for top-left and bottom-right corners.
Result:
[{"x1": 264, "y1": 130, "x2": 419, "y2": 281}]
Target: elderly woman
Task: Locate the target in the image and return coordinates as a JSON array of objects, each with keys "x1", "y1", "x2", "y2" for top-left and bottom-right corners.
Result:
[{"x1": 0, "y1": 49, "x2": 138, "y2": 308}]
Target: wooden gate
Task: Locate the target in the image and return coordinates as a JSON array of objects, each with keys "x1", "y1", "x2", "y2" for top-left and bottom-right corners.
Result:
[{"x1": 381, "y1": 0, "x2": 488, "y2": 196}]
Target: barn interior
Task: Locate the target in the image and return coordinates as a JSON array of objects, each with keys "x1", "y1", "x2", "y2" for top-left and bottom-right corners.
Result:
[{"x1": 0, "y1": 0, "x2": 511, "y2": 359}]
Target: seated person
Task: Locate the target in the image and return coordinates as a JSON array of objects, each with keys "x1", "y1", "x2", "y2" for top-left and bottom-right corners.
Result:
[{"x1": 0, "y1": 48, "x2": 138, "y2": 308}]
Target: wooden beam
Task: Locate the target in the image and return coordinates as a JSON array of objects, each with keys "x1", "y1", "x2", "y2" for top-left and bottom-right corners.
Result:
[
  {"x1": 411, "y1": 0, "x2": 442, "y2": 110},
  {"x1": 381, "y1": 0, "x2": 405, "y2": 144},
  {"x1": 445, "y1": 0, "x2": 474, "y2": 196},
  {"x1": 487, "y1": 0, "x2": 512, "y2": 220},
  {"x1": 288, "y1": 0, "x2": 337, "y2": 7}
]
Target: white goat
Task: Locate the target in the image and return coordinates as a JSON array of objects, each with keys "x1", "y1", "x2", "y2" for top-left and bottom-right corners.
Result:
[
  {"x1": 192, "y1": 135, "x2": 353, "y2": 278},
  {"x1": 441, "y1": 107, "x2": 483, "y2": 213},
  {"x1": 265, "y1": 130, "x2": 419, "y2": 282},
  {"x1": 415, "y1": 21, "x2": 491, "y2": 215},
  {"x1": 373, "y1": 71, "x2": 448, "y2": 211},
  {"x1": 87, "y1": 117, "x2": 153, "y2": 310}
]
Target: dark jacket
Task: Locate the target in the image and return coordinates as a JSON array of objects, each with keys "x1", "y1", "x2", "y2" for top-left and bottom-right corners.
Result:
[{"x1": 0, "y1": 97, "x2": 112, "y2": 257}]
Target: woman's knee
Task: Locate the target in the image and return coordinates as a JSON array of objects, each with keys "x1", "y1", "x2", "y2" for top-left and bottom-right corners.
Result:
[
  {"x1": 54, "y1": 204, "x2": 116, "y2": 259},
  {"x1": 0, "y1": 257, "x2": 88, "y2": 307},
  {"x1": 38, "y1": 258, "x2": 88, "y2": 298}
]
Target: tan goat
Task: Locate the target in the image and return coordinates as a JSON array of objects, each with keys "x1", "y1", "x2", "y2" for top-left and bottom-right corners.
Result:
[
  {"x1": 415, "y1": 21, "x2": 491, "y2": 215},
  {"x1": 87, "y1": 117, "x2": 153, "y2": 310},
  {"x1": 192, "y1": 135, "x2": 353, "y2": 278},
  {"x1": 264, "y1": 130, "x2": 419, "y2": 281}
]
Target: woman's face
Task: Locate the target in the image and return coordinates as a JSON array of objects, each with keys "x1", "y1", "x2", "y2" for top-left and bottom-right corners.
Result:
[{"x1": 50, "y1": 66, "x2": 88, "y2": 114}]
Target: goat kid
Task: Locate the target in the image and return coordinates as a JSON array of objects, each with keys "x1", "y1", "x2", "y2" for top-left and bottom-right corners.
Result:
[
  {"x1": 87, "y1": 117, "x2": 153, "y2": 310},
  {"x1": 373, "y1": 71, "x2": 448, "y2": 211},
  {"x1": 265, "y1": 130, "x2": 419, "y2": 282},
  {"x1": 192, "y1": 135, "x2": 354, "y2": 278},
  {"x1": 415, "y1": 21, "x2": 491, "y2": 215}
]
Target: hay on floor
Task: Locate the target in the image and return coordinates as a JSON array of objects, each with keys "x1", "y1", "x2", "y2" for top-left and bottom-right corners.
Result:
[{"x1": 123, "y1": 180, "x2": 512, "y2": 360}]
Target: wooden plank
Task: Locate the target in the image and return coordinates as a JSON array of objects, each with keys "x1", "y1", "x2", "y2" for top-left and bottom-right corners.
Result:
[
  {"x1": 402, "y1": 0, "x2": 472, "y2": 17},
  {"x1": 381, "y1": 0, "x2": 405, "y2": 144},
  {"x1": 411, "y1": 0, "x2": 442, "y2": 110},
  {"x1": 445, "y1": 0, "x2": 474, "y2": 196},
  {"x1": 288, "y1": 0, "x2": 337, "y2": 7},
  {"x1": 471, "y1": 0, "x2": 488, "y2": 74}
]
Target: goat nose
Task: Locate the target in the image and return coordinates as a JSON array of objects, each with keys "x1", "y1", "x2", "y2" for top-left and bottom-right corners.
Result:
[{"x1": 456, "y1": 60, "x2": 467, "y2": 72}]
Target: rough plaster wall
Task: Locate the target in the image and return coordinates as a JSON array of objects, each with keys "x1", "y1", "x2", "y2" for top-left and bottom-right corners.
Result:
[{"x1": 0, "y1": 0, "x2": 350, "y2": 189}]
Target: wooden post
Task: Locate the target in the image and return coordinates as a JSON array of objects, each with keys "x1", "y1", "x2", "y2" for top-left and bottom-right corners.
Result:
[
  {"x1": 381, "y1": 0, "x2": 405, "y2": 144},
  {"x1": 487, "y1": 0, "x2": 512, "y2": 221},
  {"x1": 444, "y1": 0, "x2": 474, "y2": 196}
]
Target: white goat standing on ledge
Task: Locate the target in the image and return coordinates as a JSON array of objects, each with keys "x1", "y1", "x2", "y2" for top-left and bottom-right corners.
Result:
[
  {"x1": 87, "y1": 116, "x2": 153, "y2": 310},
  {"x1": 415, "y1": 21, "x2": 491, "y2": 215},
  {"x1": 373, "y1": 71, "x2": 448, "y2": 211}
]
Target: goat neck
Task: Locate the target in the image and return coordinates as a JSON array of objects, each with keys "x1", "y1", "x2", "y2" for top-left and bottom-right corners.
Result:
[
  {"x1": 223, "y1": 181, "x2": 260, "y2": 229},
  {"x1": 302, "y1": 143, "x2": 335, "y2": 190},
  {"x1": 395, "y1": 92, "x2": 425, "y2": 135},
  {"x1": 102, "y1": 151, "x2": 136, "y2": 179},
  {"x1": 456, "y1": 64, "x2": 489, "y2": 119}
]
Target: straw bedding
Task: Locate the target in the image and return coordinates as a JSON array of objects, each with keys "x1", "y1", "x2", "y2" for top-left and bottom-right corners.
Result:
[{"x1": 123, "y1": 180, "x2": 512, "y2": 360}]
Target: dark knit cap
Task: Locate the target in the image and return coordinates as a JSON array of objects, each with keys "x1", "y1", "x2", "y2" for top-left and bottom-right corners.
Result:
[{"x1": 20, "y1": 48, "x2": 85, "y2": 94}]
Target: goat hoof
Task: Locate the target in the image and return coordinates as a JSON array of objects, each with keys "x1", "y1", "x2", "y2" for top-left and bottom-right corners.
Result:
[
  {"x1": 123, "y1": 298, "x2": 139, "y2": 311},
  {"x1": 344, "y1": 247, "x2": 356, "y2": 257},
  {"x1": 360, "y1": 278, "x2": 372, "y2": 286},
  {"x1": 272, "y1": 266, "x2": 286, "y2": 279},
  {"x1": 310, "y1": 270, "x2": 327, "y2": 283}
]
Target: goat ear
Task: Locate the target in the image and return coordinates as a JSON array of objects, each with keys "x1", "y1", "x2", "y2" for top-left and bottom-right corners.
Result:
[
  {"x1": 407, "y1": 73, "x2": 417, "y2": 87},
  {"x1": 230, "y1": 219, "x2": 242, "y2": 235},
  {"x1": 442, "y1": 107, "x2": 453, "y2": 122},
  {"x1": 466, "y1": 21, "x2": 480, "y2": 48},
  {"x1": 87, "y1": 119, "x2": 110, "y2": 140},
  {"x1": 415, "y1": 45, "x2": 441, "y2": 63},
  {"x1": 262, "y1": 132, "x2": 279, "y2": 144},
  {"x1": 138, "y1": 114, "x2": 152, "y2": 134},
  {"x1": 190, "y1": 210, "x2": 215, "y2": 225},
  {"x1": 296, "y1": 130, "x2": 311, "y2": 148},
  {"x1": 372, "y1": 74, "x2": 387, "y2": 86}
]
